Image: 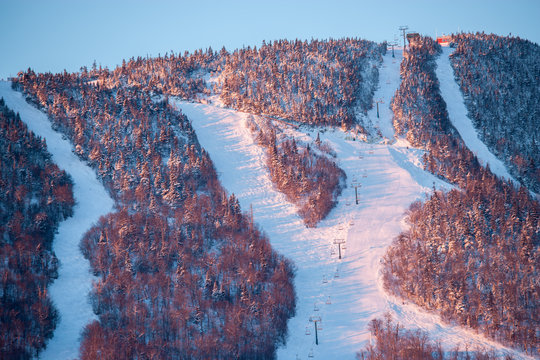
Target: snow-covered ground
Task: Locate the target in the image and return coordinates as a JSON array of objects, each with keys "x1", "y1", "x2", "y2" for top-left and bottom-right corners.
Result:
[
  {"x1": 173, "y1": 50, "x2": 533, "y2": 359},
  {"x1": 436, "y1": 48, "x2": 516, "y2": 184},
  {"x1": 369, "y1": 49, "x2": 402, "y2": 141},
  {"x1": 0, "y1": 82, "x2": 114, "y2": 360}
]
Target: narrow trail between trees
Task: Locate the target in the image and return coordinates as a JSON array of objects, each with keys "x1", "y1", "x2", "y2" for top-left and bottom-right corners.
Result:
[
  {"x1": 436, "y1": 48, "x2": 516, "y2": 184},
  {"x1": 173, "y1": 50, "x2": 532, "y2": 359},
  {"x1": 0, "y1": 82, "x2": 114, "y2": 360}
]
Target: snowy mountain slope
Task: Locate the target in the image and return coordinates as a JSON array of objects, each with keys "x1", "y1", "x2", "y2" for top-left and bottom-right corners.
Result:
[
  {"x1": 449, "y1": 34, "x2": 540, "y2": 194},
  {"x1": 0, "y1": 82, "x2": 114, "y2": 360},
  {"x1": 366, "y1": 49, "x2": 402, "y2": 141},
  {"x1": 436, "y1": 48, "x2": 516, "y2": 185},
  {"x1": 172, "y1": 50, "x2": 533, "y2": 360}
]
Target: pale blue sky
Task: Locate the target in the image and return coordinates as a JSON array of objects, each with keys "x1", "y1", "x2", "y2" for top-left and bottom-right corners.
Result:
[{"x1": 1, "y1": 0, "x2": 539, "y2": 79}]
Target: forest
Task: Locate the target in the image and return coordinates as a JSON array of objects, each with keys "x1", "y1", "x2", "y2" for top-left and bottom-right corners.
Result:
[
  {"x1": 71, "y1": 39, "x2": 381, "y2": 227},
  {"x1": 0, "y1": 98, "x2": 74, "y2": 359},
  {"x1": 450, "y1": 33, "x2": 540, "y2": 193},
  {"x1": 217, "y1": 38, "x2": 385, "y2": 129},
  {"x1": 85, "y1": 47, "x2": 215, "y2": 100},
  {"x1": 246, "y1": 115, "x2": 346, "y2": 227},
  {"x1": 385, "y1": 36, "x2": 539, "y2": 354},
  {"x1": 14, "y1": 64, "x2": 296, "y2": 359},
  {"x1": 89, "y1": 37, "x2": 385, "y2": 132}
]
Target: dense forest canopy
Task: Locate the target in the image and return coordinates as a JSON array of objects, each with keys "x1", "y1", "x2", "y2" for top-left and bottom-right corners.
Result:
[
  {"x1": 7, "y1": 37, "x2": 384, "y2": 357},
  {"x1": 450, "y1": 33, "x2": 540, "y2": 193},
  {"x1": 82, "y1": 38, "x2": 385, "y2": 130},
  {"x1": 218, "y1": 38, "x2": 385, "y2": 128}
]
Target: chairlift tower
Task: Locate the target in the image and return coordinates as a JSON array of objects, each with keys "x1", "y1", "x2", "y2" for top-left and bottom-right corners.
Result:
[
  {"x1": 334, "y1": 238, "x2": 346, "y2": 259},
  {"x1": 309, "y1": 316, "x2": 322, "y2": 345},
  {"x1": 399, "y1": 26, "x2": 409, "y2": 50},
  {"x1": 351, "y1": 179, "x2": 361, "y2": 204},
  {"x1": 375, "y1": 98, "x2": 384, "y2": 118},
  {"x1": 389, "y1": 41, "x2": 397, "y2": 58}
]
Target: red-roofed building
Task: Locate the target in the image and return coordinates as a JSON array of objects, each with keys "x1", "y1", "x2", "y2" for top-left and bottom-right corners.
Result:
[{"x1": 437, "y1": 35, "x2": 453, "y2": 46}]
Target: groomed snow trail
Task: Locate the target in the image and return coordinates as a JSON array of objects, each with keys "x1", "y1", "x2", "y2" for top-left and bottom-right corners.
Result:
[
  {"x1": 0, "y1": 82, "x2": 114, "y2": 360},
  {"x1": 436, "y1": 48, "x2": 516, "y2": 184},
  {"x1": 174, "y1": 51, "x2": 532, "y2": 359},
  {"x1": 369, "y1": 49, "x2": 402, "y2": 141}
]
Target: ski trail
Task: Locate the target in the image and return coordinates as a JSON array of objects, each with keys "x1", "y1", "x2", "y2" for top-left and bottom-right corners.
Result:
[
  {"x1": 172, "y1": 49, "x2": 533, "y2": 359},
  {"x1": 172, "y1": 99, "x2": 344, "y2": 358},
  {"x1": 436, "y1": 47, "x2": 516, "y2": 184},
  {"x1": 0, "y1": 82, "x2": 114, "y2": 360},
  {"x1": 369, "y1": 49, "x2": 402, "y2": 140}
]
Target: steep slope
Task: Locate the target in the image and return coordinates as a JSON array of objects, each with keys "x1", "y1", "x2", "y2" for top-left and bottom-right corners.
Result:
[
  {"x1": 173, "y1": 49, "x2": 532, "y2": 359},
  {"x1": 436, "y1": 47, "x2": 516, "y2": 184},
  {"x1": 369, "y1": 49, "x2": 402, "y2": 140},
  {"x1": 384, "y1": 37, "x2": 539, "y2": 356},
  {"x1": 0, "y1": 82, "x2": 114, "y2": 359},
  {"x1": 450, "y1": 33, "x2": 540, "y2": 193}
]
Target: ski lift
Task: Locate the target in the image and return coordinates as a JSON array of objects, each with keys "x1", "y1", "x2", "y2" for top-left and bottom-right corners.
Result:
[
  {"x1": 326, "y1": 296, "x2": 332, "y2": 305},
  {"x1": 322, "y1": 275, "x2": 328, "y2": 284},
  {"x1": 305, "y1": 326, "x2": 311, "y2": 335},
  {"x1": 334, "y1": 270, "x2": 340, "y2": 278},
  {"x1": 314, "y1": 303, "x2": 320, "y2": 312},
  {"x1": 330, "y1": 247, "x2": 336, "y2": 255},
  {"x1": 308, "y1": 348, "x2": 314, "y2": 358},
  {"x1": 317, "y1": 324, "x2": 323, "y2": 331}
]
